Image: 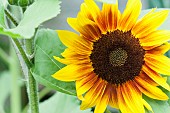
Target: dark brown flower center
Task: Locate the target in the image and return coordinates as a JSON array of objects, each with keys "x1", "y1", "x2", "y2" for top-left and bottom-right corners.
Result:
[{"x1": 90, "y1": 30, "x2": 145, "y2": 85}]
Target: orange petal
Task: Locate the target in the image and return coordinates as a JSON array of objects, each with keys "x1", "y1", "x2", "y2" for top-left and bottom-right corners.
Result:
[
  {"x1": 140, "y1": 30, "x2": 170, "y2": 46},
  {"x1": 76, "y1": 13, "x2": 101, "y2": 41},
  {"x1": 121, "y1": 81, "x2": 144, "y2": 113},
  {"x1": 147, "y1": 43, "x2": 170, "y2": 55},
  {"x1": 108, "y1": 85, "x2": 118, "y2": 108},
  {"x1": 142, "y1": 64, "x2": 170, "y2": 91},
  {"x1": 80, "y1": 79, "x2": 106, "y2": 109},
  {"x1": 57, "y1": 30, "x2": 92, "y2": 54},
  {"x1": 96, "y1": 1, "x2": 119, "y2": 33},
  {"x1": 117, "y1": 0, "x2": 142, "y2": 31},
  {"x1": 95, "y1": 12, "x2": 107, "y2": 33},
  {"x1": 117, "y1": 85, "x2": 134, "y2": 113},
  {"x1": 76, "y1": 72, "x2": 98, "y2": 100},
  {"x1": 145, "y1": 54, "x2": 170, "y2": 75},
  {"x1": 142, "y1": 45, "x2": 160, "y2": 51},
  {"x1": 94, "y1": 83, "x2": 111, "y2": 113},
  {"x1": 132, "y1": 9, "x2": 169, "y2": 38},
  {"x1": 135, "y1": 76, "x2": 168, "y2": 100},
  {"x1": 54, "y1": 56, "x2": 90, "y2": 65},
  {"x1": 138, "y1": 72, "x2": 158, "y2": 86}
]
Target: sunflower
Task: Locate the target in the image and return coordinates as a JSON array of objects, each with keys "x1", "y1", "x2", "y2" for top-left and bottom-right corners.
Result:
[{"x1": 52, "y1": 0, "x2": 170, "y2": 113}]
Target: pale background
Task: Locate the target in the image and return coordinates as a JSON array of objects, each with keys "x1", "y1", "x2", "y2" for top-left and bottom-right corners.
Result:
[{"x1": 43, "y1": 0, "x2": 149, "y2": 31}]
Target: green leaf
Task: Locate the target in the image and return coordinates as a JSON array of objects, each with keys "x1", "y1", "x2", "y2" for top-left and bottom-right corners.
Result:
[
  {"x1": 0, "y1": 5, "x2": 21, "y2": 38},
  {"x1": 9, "y1": 0, "x2": 61, "y2": 39},
  {"x1": 0, "y1": 1, "x2": 16, "y2": 38},
  {"x1": 0, "y1": 71, "x2": 11, "y2": 113},
  {"x1": 164, "y1": 77, "x2": 170, "y2": 105},
  {"x1": 0, "y1": 0, "x2": 61, "y2": 39},
  {"x1": 39, "y1": 92, "x2": 92, "y2": 113},
  {"x1": 162, "y1": 0, "x2": 170, "y2": 8},
  {"x1": 32, "y1": 29, "x2": 76, "y2": 96},
  {"x1": 0, "y1": 1, "x2": 6, "y2": 28},
  {"x1": 144, "y1": 96, "x2": 170, "y2": 113},
  {"x1": 148, "y1": 0, "x2": 164, "y2": 8},
  {"x1": 140, "y1": 8, "x2": 170, "y2": 30}
]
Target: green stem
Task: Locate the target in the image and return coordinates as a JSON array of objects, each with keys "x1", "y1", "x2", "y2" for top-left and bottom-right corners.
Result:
[
  {"x1": 5, "y1": 9, "x2": 33, "y2": 69},
  {"x1": 22, "y1": 87, "x2": 51, "y2": 113},
  {"x1": 10, "y1": 43, "x2": 21, "y2": 113},
  {"x1": 0, "y1": 47, "x2": 9, "y2": 66},
  {"x1": 25, "y1": 34, "x2": 39, "y2": 113},
  {"x1": 5, "y1": 8, "x2": 39, "y2": 113},
  {"x1": 12, "y1": 38, "x2": 33, "y2": 68},
  {"x1": 27, "y1": 71, "x2": 39, "y2": 113},
  {"x1": 4, "y1": 9, "x2": 18, "y2": 26}
]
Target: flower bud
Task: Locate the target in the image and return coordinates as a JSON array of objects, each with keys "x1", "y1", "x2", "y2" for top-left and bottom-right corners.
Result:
[{"x1": 8, "y1": 0, "x2": 34, "y2": 7}]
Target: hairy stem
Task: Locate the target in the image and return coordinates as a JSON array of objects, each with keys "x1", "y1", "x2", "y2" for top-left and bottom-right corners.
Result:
[
  {"x1": 25, "y1": 38, "x2": 39, "y2": 113},
  {"x1": 5, "y1": 8, "x2": 39, "y2": 113},
  {"x1": 22, "y1": 87, "x2": 51, "y2": 113},
  {"x1": 12, "y1": 39, "x2": 32, "y2": 68},
  {"x1": 4, "y1": 9, "x2": 18, "y2": 26},
  {"x1": 5, "y1": 9, "x2": 32, "y2": 68}
]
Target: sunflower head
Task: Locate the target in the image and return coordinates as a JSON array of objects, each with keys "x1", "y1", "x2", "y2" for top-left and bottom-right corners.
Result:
[{"x1": 52, "y1": 0, "x2": 170, "y2": 113}]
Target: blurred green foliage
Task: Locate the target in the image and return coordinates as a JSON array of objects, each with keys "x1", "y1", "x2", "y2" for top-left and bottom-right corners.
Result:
[{"x1": 148, "y1": 0, "x2": 170, "y2": 8}]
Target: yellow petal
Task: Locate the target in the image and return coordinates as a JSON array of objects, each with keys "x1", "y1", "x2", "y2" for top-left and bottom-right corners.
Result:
[
  {"x1": 145, "y1": 54, "x2": 170, "y2": 75},
  {"x1": 139, "y1": 73, "x2": 158, "y2": 86},
  {"x1": 142, "y1": 64, "x2": 170, "y2": 91},
  {"x1": 140, "y1": 30, "x2": 170, "y2": 46},
  {"x1": 142, "y1": 45, "x2": 159, "y2": 51},
  {"x1": 76, "y1": 73, "x2": 98, "y2": 100},
  {"x1": 57, "y1": 30, "x2": 92, "y2": 55},
  {"x1": 117, "y1": 0, "x2": 142, "y2": 31},
  {"x1": 94, "y1": 83, "x2": 111, "y2": 113},
  {"x1": 61, "y1": 48, "x2": 86, "y2": 58},
  {"x1": 132, "y1": 9, "x2": 169, "y2": 38},
  {"x1": 54, "y1": 56, "x2": 90, "y2": 65},
  {"x1": 142, "y1": 99, "x2": 153, "y2": 113},
  {"x1": 53, "y1": 56, "x2": 70, "y2": 65},
  {"x1": 67, "y1": 17, "x2": 101, "y2": 41},
  {"x1": 147, "y1": 42, "x2": 170, "y2": 55},
  {"x1": 80, "y1": 79, "x2": 106, "y2": 110},
  {"x1": 84, "y1": 0, "x2": 100, "y2": 20},
  {"x1": 95, "y1": 12, "x2": 107, "y2": 33},
  {"x1": 60, "y1": 49, "x2": 91, "y2": 64},
  {"x1": 101, "y1": 3, "x2": 111, "y2": 31},
  {"x1": 121, "y1": 81, "x2": 144, "y2": 113},
  {"x1": 135, "y1": 76, "x2": 168, "y2": 100},
  {"x1": 77, "y1": 13, "x2": 101, "y2": 41},
  {"x1": 96, "y1": 1, "x2": 119, "y2": 33},
  {"x1": 117, "y1": 85, "x2": 134, "y2": 113},
  {"x1": 52, "y1": 64, "x2": 93, "y2": 81},
  {"x1": 67, "y1": 18, "x2": 79, "y2": 32},
  {"x1": 79, "y1": 3, "x2": 93, "y2": 21}
]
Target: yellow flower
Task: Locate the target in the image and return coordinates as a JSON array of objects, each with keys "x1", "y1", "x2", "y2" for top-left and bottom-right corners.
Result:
[{"x1": 52, "y1": 0, "x2": 170, "y2": 113}]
